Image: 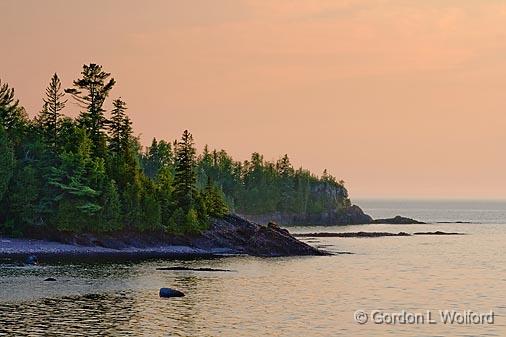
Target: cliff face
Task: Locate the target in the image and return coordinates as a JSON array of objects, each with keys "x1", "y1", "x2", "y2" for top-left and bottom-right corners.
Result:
[
  {"x1": 240, "y1": 180, "x2": 372, "y2": 226},
  {"x1": 240, "y1": 204, "x2": 372, "y2": 226}
]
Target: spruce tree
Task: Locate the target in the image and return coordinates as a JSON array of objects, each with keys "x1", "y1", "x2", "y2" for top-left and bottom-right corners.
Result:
[
  {"x1": 38, "y1": 73, "x2": 66, "y2": 149},
  {"x1": 108, "y1": 98, "x2": 128, "y2": 154},
  {"x1": 203, "y1": 177, "x2": 229, "y2": 218},
  {"x1": 65, "y1": 64, "x2": 115, "y2": 156},
  {"x1": 173, "y1": 130, "x2": 197, "y2": 213}
]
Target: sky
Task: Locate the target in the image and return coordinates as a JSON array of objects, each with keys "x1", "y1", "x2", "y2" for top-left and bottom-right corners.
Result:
[{"x1": 1, "y1": 0, "x2": 506, "y2": 199}]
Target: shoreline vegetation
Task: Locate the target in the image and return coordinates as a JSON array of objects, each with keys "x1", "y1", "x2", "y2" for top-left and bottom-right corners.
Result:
[
  {"x1": 0, "y1": 63, "x2": 431, "y2": 259},
  {"x1": 0, "y1": 64, "x2": 356, "y2": 237}
]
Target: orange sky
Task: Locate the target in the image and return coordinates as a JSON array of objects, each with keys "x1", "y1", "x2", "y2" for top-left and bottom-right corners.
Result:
[{"x1": 2, "y1": 0, "x2": 506, "y2": 199}]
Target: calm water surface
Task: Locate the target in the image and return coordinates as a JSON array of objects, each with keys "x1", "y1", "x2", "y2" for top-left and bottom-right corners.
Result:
[{"x1": 1, "y1": 200, "x2": 506, "y2": 336}]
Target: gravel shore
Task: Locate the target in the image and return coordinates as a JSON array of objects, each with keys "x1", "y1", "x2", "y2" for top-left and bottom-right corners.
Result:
[{"x1": 0, "y1": 237, "x2": 234, "y2": 260}]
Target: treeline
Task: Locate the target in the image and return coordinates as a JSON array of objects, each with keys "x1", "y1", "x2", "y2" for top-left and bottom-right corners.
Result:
[{"x1": 0, "y1": 64, "x2": 350, "y2": 236}]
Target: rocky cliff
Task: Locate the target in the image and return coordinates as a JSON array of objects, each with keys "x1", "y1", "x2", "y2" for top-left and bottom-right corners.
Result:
[{"x1": 240, "y1": 204, "x2": 373, "y2": 226}]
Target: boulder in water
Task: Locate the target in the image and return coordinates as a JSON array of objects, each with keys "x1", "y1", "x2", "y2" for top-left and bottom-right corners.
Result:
[
  {"x1": 44, "y1": 277, "x2": 57, "y2": 282},
  {"x1": 159, "y1": 288, "x2": 185, "y2": 298}
]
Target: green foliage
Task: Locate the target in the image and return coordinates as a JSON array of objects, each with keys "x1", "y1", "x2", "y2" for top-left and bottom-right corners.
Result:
[
  {"x1": 98, "y1": 179, "x2": 122, "y2": 232},
  {"x1": 203, "y1": 178, "x2": 229, "y2": 218},
  {"x1": 6, "y1": 165, "x2": 40, "y2": 228},
  {"x1": 65, "y1": 64, "x2": 116, "y2": 157},
  {"x1": 196, "y1": 149, "x2": 350, "y2": 216},
  {"x1": 37, "y1": 73, "x2": 66, "y2": 149},
  {"x1": 0, "y1": 79, "x2": 28, "y2": 145},
  {"x1": 165, "y1": 207, "x2": 185, "y2": 234},
  {"x1": 173, "y1": 130, "x2": 197, "y2": 212},
  {"x1": 0, "y1": 79, "x2": 21, "y2": 132},
  {"x1": 108, "y1": 98, "x2": 131, "y2": 154},
  {"x1": 141, "y1": 138, "x2": 173, "y2": 178},
  {"x1": 0, "y1": 127, "x2": 14, "y2": 202},
  {"x1": 0, "y1": 66, "x2": 349, "y2": 238},
  {"x1": 185, "y1": 208, "x2": 201, "y2": 233}
]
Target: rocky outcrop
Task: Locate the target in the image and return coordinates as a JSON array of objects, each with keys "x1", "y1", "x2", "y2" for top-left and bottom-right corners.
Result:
[
  {"x1": 241, "y1": 204, "x2": 373, "y2": 226},
  {"x1": 193, "y1": 215, "x2": 326, "y2": 256},
  {"x1": 372, "y1": 216, "x2": 425, "y2": 224}
]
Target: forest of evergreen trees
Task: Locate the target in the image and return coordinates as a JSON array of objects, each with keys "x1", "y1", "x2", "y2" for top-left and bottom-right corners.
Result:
[{"x1": 0, "y1": 64, "x2": 350, "y2": 236}]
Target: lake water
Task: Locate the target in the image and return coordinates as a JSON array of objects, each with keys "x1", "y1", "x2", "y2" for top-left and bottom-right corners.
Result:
[{"x1": 1, "y1": 199, "x2": 506, "y2": 336}]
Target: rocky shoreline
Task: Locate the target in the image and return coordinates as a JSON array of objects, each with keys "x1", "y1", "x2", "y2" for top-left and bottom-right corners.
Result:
[{"x1": 0, "y1": 215, "x2": 326, "y2": 261}]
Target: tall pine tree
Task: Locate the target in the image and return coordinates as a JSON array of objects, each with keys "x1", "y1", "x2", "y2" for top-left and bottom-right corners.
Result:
[{"x1": 65, "y1": 64, "x2": 115, "y2": 156}]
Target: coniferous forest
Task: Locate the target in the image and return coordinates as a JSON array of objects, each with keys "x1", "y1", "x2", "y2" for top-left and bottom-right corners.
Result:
[{"x1": 0, "y1": 64, "x2": 350, "y2": 237}]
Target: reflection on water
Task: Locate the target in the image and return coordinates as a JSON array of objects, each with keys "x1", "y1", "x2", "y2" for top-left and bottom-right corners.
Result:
[{"x1": 1, "y1": 222, "x2": 506, "y2": 336}]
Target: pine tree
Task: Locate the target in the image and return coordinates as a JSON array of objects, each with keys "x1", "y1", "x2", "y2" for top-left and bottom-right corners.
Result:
[
  {"x1": 173, "y1": 130, "x2": 197, "y2": 213},
  {"x1": 65, "y1": 64, "x2": 116, "y2": 156},
  {"x1": 38, "y1": 73, "x2": 66, "y2": 149}
]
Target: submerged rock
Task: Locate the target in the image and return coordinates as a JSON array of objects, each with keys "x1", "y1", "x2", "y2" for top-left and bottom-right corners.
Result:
[
  {"x1": 413, "y1": 231, "x2": 465, "y2": 235},
  {"x1": 157, "y1": 267, "x2": 233, "y2": 272},
  {"x1": 295, "y1": 231, "x2": 465, "y2": 238},
  {"x1": 295, "y1": 231, "x2": 411, "y2": 238},
  {"x1": 159, "y1": 288, "x2": 185, "y2": 298}
]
